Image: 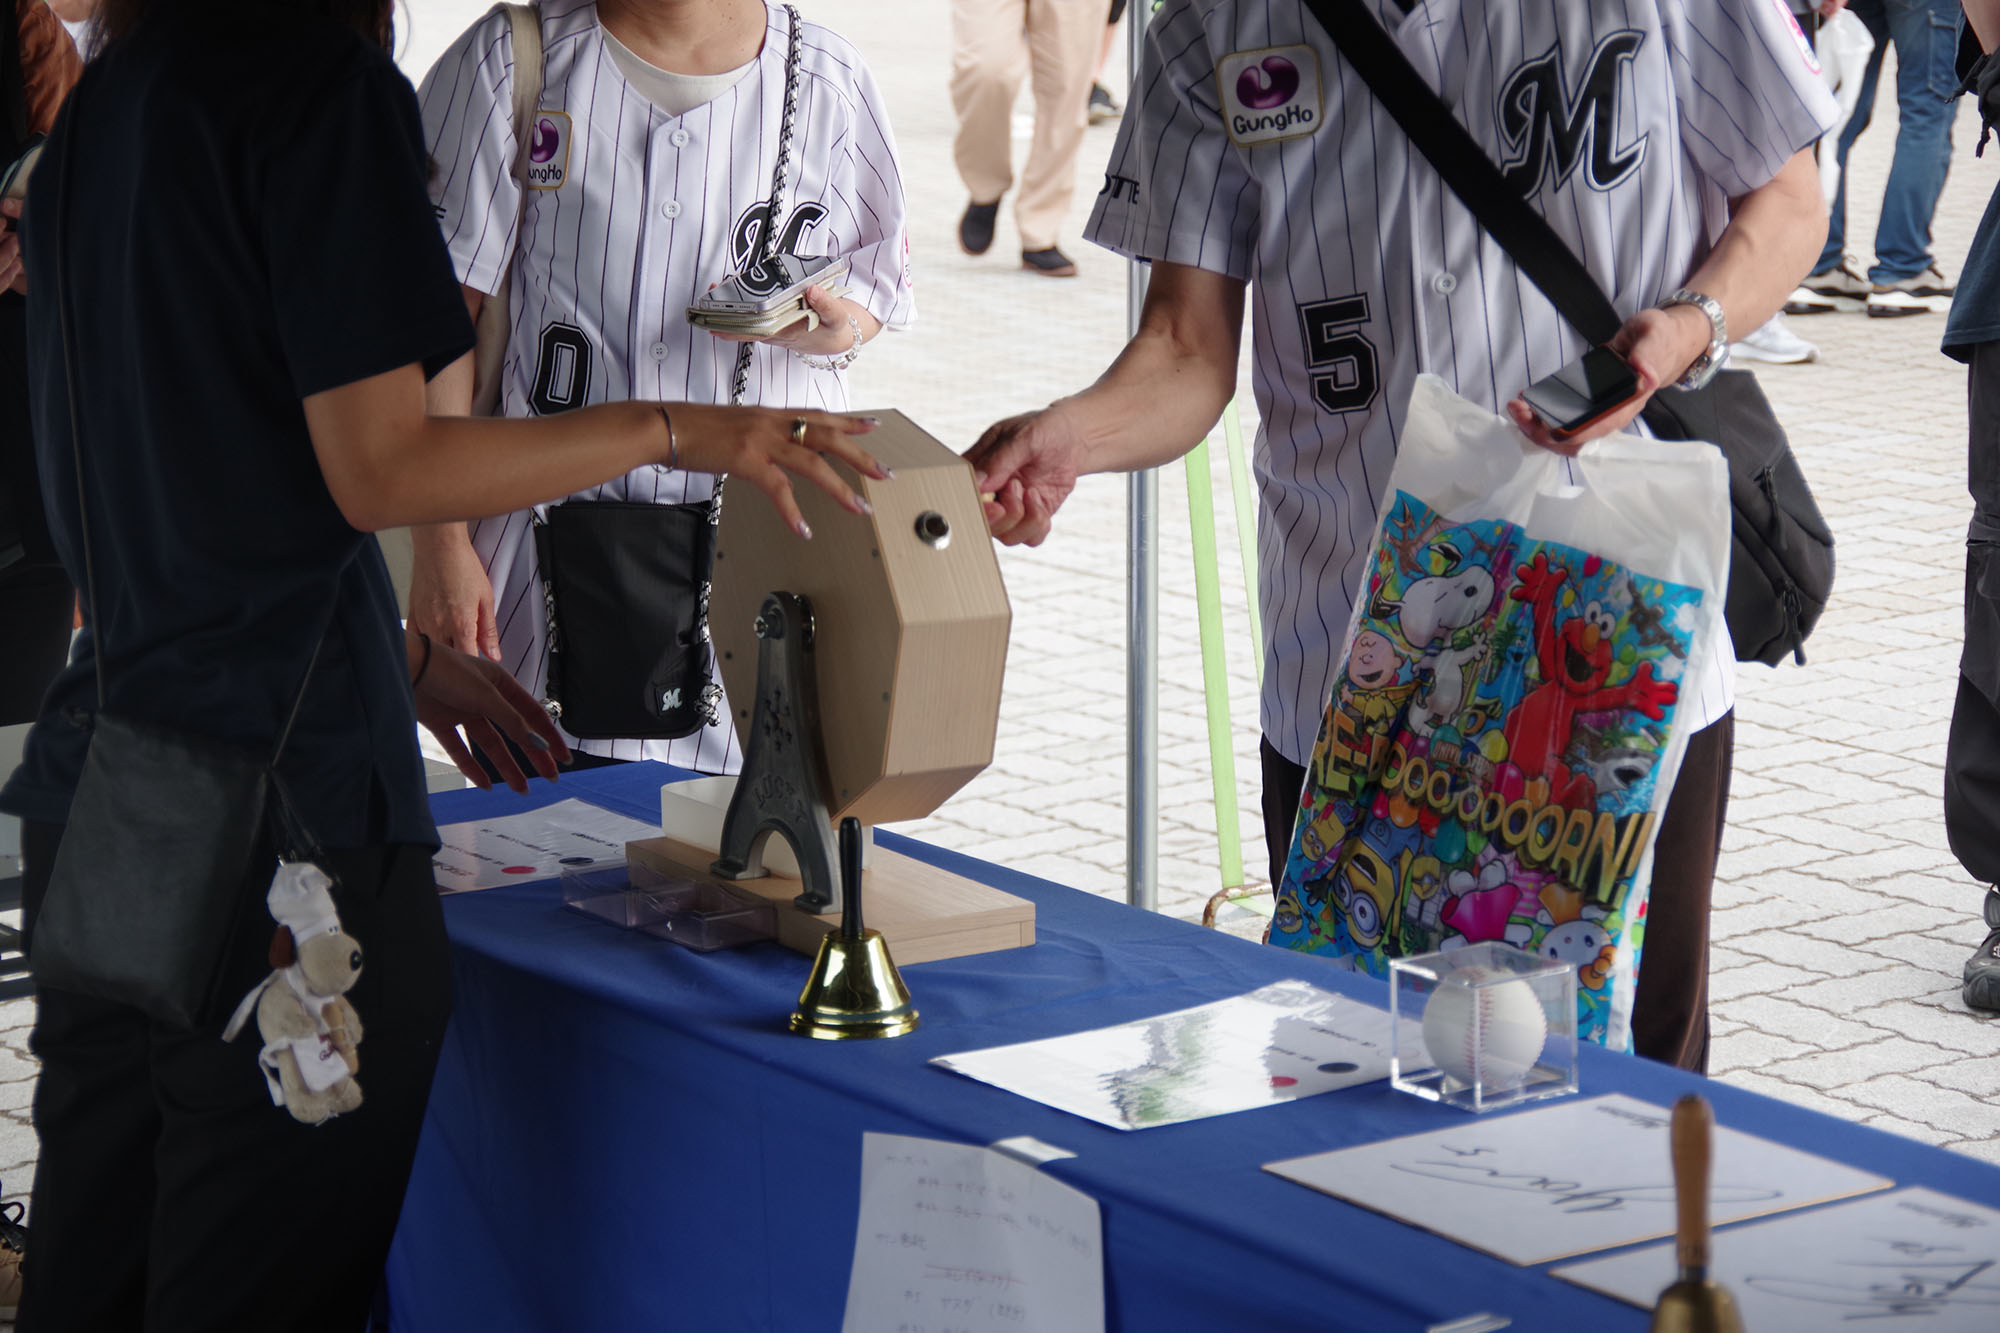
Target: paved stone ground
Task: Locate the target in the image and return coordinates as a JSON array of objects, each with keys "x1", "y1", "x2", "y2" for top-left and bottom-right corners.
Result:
[{"x1": 3, "y1": 0, "x2": 1998, "y2": 1294}]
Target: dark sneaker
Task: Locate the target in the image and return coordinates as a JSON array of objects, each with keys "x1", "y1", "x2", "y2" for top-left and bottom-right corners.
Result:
[
  {"x1": 1966, "y1": 888, "x2": 2000, "y2": 1012},
  {"x1": 0, "y1": 1199, "x2": 24, "y2": 1320},
  {"x1": 1088, "y1": 82, "x2": 1122, "y2": 123},
  {"x1": 958, "y1": 200, "x2": 999, "y2": 257},
  {"x1": 1021, "y1": 247, "x2": 1079, "y2": 277}
]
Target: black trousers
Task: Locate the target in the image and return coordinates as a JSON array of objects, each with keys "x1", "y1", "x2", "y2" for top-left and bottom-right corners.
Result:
[
  {"x1": 1947, "y1": 341, "x2": 2000, "y2": 888},
  {"x1": 17, "y1": 821, "x2": 453, "y2": 1332},
  {"x1": 1261, "y1": 713, "x2": 1733, "y2": 1073}
]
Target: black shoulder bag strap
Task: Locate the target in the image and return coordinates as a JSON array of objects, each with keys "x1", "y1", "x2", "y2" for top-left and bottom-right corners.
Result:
[
  {"x1": 1294, "y1": 0, "x2": 1835, "y2": 666},
  {"x1": 1296, "y1": 0, "x2": 1623, "y2": 344}
]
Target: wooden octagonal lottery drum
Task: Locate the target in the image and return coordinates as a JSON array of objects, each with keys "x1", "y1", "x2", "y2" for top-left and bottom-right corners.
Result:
[{"x1": 708, "y1": 410, "x2": 1011, "y2": 827}]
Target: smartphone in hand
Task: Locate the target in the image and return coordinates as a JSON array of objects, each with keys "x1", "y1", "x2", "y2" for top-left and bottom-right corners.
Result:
[
  {"x1": 694, "y1": 253, "x2": 849, "y2": 316},
  {"x1": 1519, "y1": 345, "x2": 1644, "y2": 442}
]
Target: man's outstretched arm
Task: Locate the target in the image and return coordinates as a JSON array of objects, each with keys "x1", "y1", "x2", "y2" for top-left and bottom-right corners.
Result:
[{"x1": 966, "y1": 260, "x2": 1246, "y2": 545}]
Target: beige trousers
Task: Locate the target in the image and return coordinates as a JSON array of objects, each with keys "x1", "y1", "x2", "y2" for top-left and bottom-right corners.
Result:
[{"x1": 950, "y1": 0, "x2": 1104, "y2": 251}]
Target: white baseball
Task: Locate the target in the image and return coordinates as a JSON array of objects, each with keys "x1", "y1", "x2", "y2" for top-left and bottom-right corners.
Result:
[{"x1": 1421, "y1": 967, "x2": 1549, "y2": 1091}]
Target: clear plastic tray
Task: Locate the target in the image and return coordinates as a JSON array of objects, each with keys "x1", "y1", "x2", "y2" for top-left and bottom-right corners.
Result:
[{"x1": 561, "y1": 860, "x2": 777, "y2": 952}]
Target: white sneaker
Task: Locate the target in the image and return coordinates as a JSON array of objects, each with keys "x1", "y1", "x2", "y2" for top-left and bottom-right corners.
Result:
[
  {"x1": 1783, "y1": 285, "x2": 1840, "y2": 316},
  {"x1": 1867, "y1": 288, "x2": 1950, "y2": 318},
  {"x1": 1728, "y1": 315, "x2": 1819, "y2": 365}
]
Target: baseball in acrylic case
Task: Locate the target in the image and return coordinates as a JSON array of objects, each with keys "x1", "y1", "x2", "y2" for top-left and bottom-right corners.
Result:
[{"x1": 1390, "y1": 942, "x2": 1578, "y2": 1114}]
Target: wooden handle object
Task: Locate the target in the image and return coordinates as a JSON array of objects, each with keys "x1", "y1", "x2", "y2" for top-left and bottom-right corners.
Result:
[{"x1": 1670, "y1": 1094, "x2": 1713, "y2": 1274}]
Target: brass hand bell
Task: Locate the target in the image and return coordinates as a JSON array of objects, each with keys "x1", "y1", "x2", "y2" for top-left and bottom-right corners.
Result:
[
  {"x1": 1649, "y1": 1095, "x2": 1744, "y2": 1333},
  {"x1": 789, "y1": 817, "x2": 919, "y2": 1040}
]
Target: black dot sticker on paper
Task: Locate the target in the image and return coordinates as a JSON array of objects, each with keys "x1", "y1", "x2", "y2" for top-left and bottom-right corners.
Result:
[
  {"x1": 558, "y1": 856, "x2": 595, "y2": 866},
  {"x1": 1317, "y1": 1062, "x2": 1359, "y2": 1075}
]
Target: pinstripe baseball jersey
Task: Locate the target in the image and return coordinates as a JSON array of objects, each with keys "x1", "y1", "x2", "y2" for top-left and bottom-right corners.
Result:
[
  {"x1": 420, "y1": 0, "x2": 914, "y2": 770},
  {"x1": 1088, "y1": 0, "x2": 1836, "y2": 766}
]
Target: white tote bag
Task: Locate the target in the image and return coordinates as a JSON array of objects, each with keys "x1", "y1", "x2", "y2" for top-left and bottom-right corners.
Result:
[{"x1": 1272, "y1": 376, "x2": 1731, "y2": 1052}]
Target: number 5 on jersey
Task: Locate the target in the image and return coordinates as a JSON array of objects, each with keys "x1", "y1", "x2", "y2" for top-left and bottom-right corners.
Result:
[{"x1": 1298, "y1": 295, "x2": 1379, "y2": 415}]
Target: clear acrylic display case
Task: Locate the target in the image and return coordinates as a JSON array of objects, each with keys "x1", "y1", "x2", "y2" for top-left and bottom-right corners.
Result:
[
  {"x1": 1390, "y1": 941, "x2": 1578, "y2": 1114},
  {"x1": 561, "y1": 860, "x2": 777, "y2": 952}
]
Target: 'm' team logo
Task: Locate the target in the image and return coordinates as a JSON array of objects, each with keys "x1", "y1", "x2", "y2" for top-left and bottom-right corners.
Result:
[
  {"x1": 526, "y1": 111, "x2": 572, "y2": 190},
  {"x1": 1496, "y1": 33, "x2": 1648, "y2": 198},
  {"x1": 1216, "y1": 45, "x2": 1322, "y2": 148}
]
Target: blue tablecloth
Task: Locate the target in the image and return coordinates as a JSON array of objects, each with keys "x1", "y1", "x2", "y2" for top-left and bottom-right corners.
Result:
[{"x1": 383, "y1": 763, "x2": 2000, "y2": 1331}]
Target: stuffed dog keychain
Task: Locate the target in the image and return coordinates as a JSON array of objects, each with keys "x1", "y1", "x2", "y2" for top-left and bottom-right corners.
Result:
[{"x1": 223, "y1": 863, "x2": 365, "y2": 1125}]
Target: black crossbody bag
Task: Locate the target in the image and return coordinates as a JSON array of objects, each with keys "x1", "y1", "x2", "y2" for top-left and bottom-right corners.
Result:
[
  {"x1": 1302, "y1": 0, "x2": 1835, "y2": 666},
  {"x1": 29, "y1": 107, "x2": 328, "y2": 1031},
  {"x1": 532, "y1": 6, "x2": 805, "y2": 739}
]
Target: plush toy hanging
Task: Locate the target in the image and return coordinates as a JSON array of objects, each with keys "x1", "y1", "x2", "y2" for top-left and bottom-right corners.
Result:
[{"x1": 224, "y1": 862, "x2": 365, "y2": 1125}]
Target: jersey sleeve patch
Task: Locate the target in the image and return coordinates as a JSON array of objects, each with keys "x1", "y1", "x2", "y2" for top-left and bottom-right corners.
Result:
[{"x1": 1216, "y1": 45, "x2": 1325, "y2": 147}]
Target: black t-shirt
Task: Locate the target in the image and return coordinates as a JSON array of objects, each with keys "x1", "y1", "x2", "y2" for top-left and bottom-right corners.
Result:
[{"x1": 0, "y1": 0, "x2": 474, "y2": 849}]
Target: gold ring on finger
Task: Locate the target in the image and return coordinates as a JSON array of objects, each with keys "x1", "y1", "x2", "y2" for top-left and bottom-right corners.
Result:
[{"x1": 790, "y1": 416, "x2": 809, "y2": 447}]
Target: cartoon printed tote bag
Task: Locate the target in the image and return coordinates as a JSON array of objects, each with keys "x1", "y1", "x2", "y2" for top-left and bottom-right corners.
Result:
[{"x1": 1273, "y1": 376, "x2": 1730, "y2": 1051}]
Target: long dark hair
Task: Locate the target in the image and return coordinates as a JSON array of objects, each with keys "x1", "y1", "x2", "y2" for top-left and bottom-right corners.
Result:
[{"x1": 93, "y1": 0, "x2": 399, "y2": 50}]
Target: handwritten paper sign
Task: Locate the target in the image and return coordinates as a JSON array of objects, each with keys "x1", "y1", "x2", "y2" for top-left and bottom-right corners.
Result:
[
  {"x1": 1554, "y1": 1187, "x2": 2000, "y2": 1328},
  {"x1": 842, "y1": 1134, "x2": 1103, "y2": 1333},
  {"x1": 931, "y1": 981, "x2": 1401, "y2": 1130},
  {"x1": 1263, "y1": 1093, "x2": 1891, "y2": 1265},
  {"x1": 432, "y1": 799, "x2": 661, "y2": 893}
]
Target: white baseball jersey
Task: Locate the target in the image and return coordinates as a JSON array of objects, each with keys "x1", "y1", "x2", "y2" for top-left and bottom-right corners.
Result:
[
  {"x1": 421, "y1": 0, "x2": 915, "y2": 770},
  {"x1": 1089, "y1": 0, "x2": 1836, "y2": 766}
]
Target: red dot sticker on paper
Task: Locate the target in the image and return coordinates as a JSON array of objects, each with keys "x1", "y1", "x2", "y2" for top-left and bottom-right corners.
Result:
[
  {"x1": 503, "y1": 866, "x2": 535, "y2": 875},
  {"x1": 1269, "y1": 1076, "x2": 1298, "y2": 1088}
]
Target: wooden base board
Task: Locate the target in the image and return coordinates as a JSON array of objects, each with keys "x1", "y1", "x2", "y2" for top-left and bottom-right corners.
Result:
[{"x1": 625, "y1": 835, "x2": 1035, "y2": 965}]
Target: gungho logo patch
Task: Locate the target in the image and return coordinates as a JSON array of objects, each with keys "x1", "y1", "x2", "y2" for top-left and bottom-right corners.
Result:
[
  {"x1": 1216, "y1": 45, "x2": 1323, "y2": 148},
  {"x1": 525, "y1": 111, "x2": 572, "y2": 190}
]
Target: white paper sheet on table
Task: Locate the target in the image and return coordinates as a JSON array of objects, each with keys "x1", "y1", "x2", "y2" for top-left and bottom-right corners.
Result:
[
  {"x1": 1553, "y1": 1187, "x2": 2000, "y2": 1329},
  {"x1": 842, "y1": 1133, "x2": 1103, "y2": 1333},
  {"x1": 1263, "y1": 1093, "x2": 1892, "y2": 1266},
  {"x1": 431, "y1": 798, "x2": 660, "y2": 893},
  {"x1": 930, "y1": 980, "x2": 1402, "y2": 1130}
]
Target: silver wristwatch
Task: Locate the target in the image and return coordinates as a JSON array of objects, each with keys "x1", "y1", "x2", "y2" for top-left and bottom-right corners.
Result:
[{"x1": 1661, "y1": 288, "x2": 1726, "y2": 391}]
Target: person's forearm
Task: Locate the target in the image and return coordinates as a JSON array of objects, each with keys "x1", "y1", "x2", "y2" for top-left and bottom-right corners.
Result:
[
  {"x1": 1059, "y1": 261, "x2": 1245, "y2": 475},
  {"x1": 1676, "y1": 149, "x2": 1827, "y2": 359},
  {"x1": 1969, "y1": 0, "x2": 2000, "y2": 53},
  {"x1": 305, "y1": 363, "x2": 677, "y2": 532}
]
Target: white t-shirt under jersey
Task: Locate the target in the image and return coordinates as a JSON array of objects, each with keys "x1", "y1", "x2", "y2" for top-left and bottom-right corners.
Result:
[
  {"x1": 1088, "y1": 0, "x2": 1837, "y2": 765},
  {"x1": 420, "y1": 0, "x2": 915, "y2": 770}
]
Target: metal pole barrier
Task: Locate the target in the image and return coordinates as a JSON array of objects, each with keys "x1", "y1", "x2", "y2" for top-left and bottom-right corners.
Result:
[{"x1": 1125, "y1": 1, "x2": 1157, "y2": 913}]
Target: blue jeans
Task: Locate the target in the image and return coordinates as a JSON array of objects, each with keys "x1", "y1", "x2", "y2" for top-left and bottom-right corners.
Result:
[{"x1": 1817, "y1": 0, "x2": 1964, "y2": 282}]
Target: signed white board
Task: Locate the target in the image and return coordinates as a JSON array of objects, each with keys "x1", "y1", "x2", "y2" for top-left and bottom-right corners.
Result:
[
  {"x1": 842, "y1": 1133, "x2": 1103, "y2": 1333},
  {"x1": 1263, "y1": 1093, "x2": 1891, "y2": 1266},
  {"x1": 1554, "y1": 1187, "x2": 2000, "y2": 1329},
  {"x1": 931, "y1": 981, "x2": 1401, "y2": 1130}
]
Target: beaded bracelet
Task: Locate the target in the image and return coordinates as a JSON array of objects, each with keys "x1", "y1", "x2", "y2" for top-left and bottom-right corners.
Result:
[{"x1": 799, "y1": 314, "x2": 864, "y2": 372}]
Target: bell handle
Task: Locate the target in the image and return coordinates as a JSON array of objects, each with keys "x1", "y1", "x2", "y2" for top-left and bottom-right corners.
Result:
[
  {"x1": 839, "y1": 817, "x2": 865, "y2": 940},
  {"x1": 1670, "y1": 1094, "x2": 1713, "y2": 1275}
]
